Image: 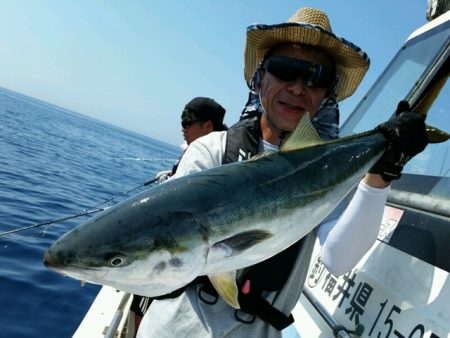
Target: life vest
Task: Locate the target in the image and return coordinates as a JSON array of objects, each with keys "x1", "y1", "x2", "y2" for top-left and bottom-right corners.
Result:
[{"x1": 222, "y1": 112, "x2": 261, "y2": 163}]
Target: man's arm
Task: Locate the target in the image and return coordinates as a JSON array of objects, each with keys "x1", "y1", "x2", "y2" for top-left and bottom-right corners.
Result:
[
  {"x1": 318, "y1": 102, "x2": 428, "y2": 275},
  {"x1": 317, "y1": 181, "x2": 389, "y2": 276}
]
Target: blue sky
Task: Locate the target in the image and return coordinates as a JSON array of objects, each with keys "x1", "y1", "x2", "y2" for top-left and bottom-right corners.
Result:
[{"x1": 0, "y1": 1, "x2": 428, "y2": 146}]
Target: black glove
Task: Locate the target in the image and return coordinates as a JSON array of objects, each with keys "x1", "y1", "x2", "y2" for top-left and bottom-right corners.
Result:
[{"x1": 369, "y1": 101, "x2": 428, "y2": 182}]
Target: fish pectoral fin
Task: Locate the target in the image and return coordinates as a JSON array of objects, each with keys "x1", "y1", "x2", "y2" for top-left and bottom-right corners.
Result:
[
  {"x1": 208, "y1": 271, "x2": 240, "y2": 309},
  {"x1": 281, "y1": 112, "x2": 326, "y2": 152},
  {"x1": 426, "y1": 124, "x2": 450, "y2": 143},
  {"x1": 212, "y1": 230, "x2": 272, "y2": 256}
]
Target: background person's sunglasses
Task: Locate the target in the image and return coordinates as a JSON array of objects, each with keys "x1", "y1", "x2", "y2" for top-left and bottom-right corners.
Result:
[
  {"x1": 263, "y1": 56, "x2": 337, "y2": 89},
  {"x1": 181, "y1": 119, "x2": 201, "y2": 128}
]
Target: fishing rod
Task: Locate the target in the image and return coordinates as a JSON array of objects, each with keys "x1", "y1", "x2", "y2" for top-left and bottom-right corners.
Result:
[
  {"x1": 0, "y1": 209, "x2": 105, "y2": 237},
  {"x1": 86, "y1": 177, "x2": 158, "y2": 211},
  {"x1": 0, "y1": 177, "x2": 158, "y2": 237}
]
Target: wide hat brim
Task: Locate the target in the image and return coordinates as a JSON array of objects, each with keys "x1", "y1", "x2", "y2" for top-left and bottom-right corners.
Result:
[{"x1": 244, "y1": 9, "x2": 370, "y2": 101}]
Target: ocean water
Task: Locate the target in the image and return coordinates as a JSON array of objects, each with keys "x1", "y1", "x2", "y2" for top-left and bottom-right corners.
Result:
[{"x1": 0, "y1": 87, "x2": 180, "y2": 338}]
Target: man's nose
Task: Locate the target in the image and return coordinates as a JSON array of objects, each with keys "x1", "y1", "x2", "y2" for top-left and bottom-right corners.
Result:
[{"x1": 286, "y1": 77, "x2": 307, "y2": 96}]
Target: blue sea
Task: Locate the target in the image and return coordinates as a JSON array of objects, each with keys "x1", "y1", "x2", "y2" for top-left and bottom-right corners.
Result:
[{"x1": 0, "y1": 87, "x2": 180, "y2": 338}]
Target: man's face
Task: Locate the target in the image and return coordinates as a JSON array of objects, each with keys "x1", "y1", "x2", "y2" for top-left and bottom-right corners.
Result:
[
  {"x1": 259, "y1": 44, "x2": 332, "y2": 132},
  {"x1": 182, "y1": 120, "x2": 212, "y2": 145}
]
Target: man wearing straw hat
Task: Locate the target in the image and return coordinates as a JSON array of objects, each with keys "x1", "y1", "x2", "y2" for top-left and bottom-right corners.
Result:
[{"x1": 137, "y1": 7, "x2": 427, "y2": 338}]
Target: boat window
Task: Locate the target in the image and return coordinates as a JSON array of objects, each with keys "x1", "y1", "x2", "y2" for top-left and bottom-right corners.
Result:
[
  {"x1": 383, "y1": 71, "x2": 449, "y2": 271},
  {"x1": 343, "y1": 19, "x2": 450, "y2": 182},
  {"x1": 405, "y1": 76, "x2": 449, "y2": 178},
  {"x1": 342, "y1": 19, "x2": 450, "y2": 272},
  {"x1": 342, "y1": 21, "x2": 450, "y2": 134},
  {"x1": 386, "y1": 70, "x2": 450, "y2": 272}
]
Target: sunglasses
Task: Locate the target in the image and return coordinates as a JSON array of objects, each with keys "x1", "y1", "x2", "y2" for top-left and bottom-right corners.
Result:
[
  {"x1": 181, "y1": 119, "x2": 202, "y2": 128},
  {"x1": 263, "y1": 56, "x2": 337, "y2": 89}
]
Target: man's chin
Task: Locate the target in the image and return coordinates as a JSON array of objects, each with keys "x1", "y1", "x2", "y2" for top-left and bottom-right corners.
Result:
[{"x1": 276, "y1": 115, "x2": 304, "y2": 132}]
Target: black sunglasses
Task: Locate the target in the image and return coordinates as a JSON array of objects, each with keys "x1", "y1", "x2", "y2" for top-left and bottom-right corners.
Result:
[
  {"x1": 181, "y1": 119, "x2": 202, "y2": 128},
  {"x1": 263, "y1": 56, "x2": 337, "y2": 89}
]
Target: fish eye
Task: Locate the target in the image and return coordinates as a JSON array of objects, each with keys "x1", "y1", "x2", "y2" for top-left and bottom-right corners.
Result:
[{"x1": 108, "y1": 255, "x2": 126, "y2": 267}]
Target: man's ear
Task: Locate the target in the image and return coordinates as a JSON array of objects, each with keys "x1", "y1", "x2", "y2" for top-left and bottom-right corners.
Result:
[
  {"x1": 205, "y1": 120, "x2": 214, "y2": 133},
  {"x1": 252, "y1": 69, "x2": 264, "y2": 91}
]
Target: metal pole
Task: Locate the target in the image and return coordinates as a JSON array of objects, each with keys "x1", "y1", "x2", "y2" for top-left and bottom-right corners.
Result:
[{"x1": 104, "y1": 292, "x2": 132, "y2": 338}]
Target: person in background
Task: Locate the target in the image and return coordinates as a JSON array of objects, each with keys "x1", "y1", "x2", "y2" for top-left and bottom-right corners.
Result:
[
  {"x1": 137, "y1": 7, "x2": 427, "y2": 338},
  {"x1": 131, "y1": 96, "x2": 227, "y2": 332},
  {"x1": 154, "y1": 97, "x2": 227, "y2": 182}
]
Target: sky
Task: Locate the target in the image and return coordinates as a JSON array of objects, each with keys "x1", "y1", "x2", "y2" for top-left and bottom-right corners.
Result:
[{"x1": 0, "y1": 1, "x2": 429, "y2": 146}]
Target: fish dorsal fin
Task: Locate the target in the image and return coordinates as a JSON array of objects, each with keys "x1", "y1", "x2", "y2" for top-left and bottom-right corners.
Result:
[
  {"x1": 280, "y1": 113, "x2": 326, "y2": 152},
  {"x1": 248, "y1": 150, "x2": 273, "y2": 161},
  {"x1": 208, "y1": 271, "x2": 240, "y2": 309}
]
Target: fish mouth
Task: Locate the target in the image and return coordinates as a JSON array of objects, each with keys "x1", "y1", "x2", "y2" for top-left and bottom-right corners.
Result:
[
  {"x1": 43, "y1": 252, "x2": 104, "y2": 287},
  {"x1": 43, "y1": 253, "x2": 72, "y2": 278},
  {"x1": 43, "y1": 253, "x2": 64, "y2": 269},
  {"x1": 43, "y1": 252, "x2": 88, "y2": 270}
]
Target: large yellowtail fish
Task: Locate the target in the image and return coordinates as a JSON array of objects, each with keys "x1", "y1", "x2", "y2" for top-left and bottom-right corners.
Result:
[{"x1": 44, "y1": 110, "x2": 448, "y2": 308}]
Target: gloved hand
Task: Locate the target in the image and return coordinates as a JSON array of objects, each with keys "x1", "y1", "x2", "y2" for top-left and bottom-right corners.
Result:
[
  {"x1": 369, "y1": 101, "x2": 428, "y2": 182},
  {"x1": 155, "y1": 170, "x2": 172, "y2": 183}
]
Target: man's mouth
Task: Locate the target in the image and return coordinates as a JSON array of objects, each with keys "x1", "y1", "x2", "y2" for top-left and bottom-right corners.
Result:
[{"x1": 279, "y1": 101, "x2": 304, "y2": 113}]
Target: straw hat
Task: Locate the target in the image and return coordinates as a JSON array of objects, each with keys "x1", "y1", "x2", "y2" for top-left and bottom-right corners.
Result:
[{"x1": 244, "y1": 7, "x2": 370, "y2": 101}]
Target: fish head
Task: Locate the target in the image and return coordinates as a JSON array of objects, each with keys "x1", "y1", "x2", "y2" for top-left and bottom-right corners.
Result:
[{"x1": 44, "y1": 191, "x2": 210, "y2": 297}]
